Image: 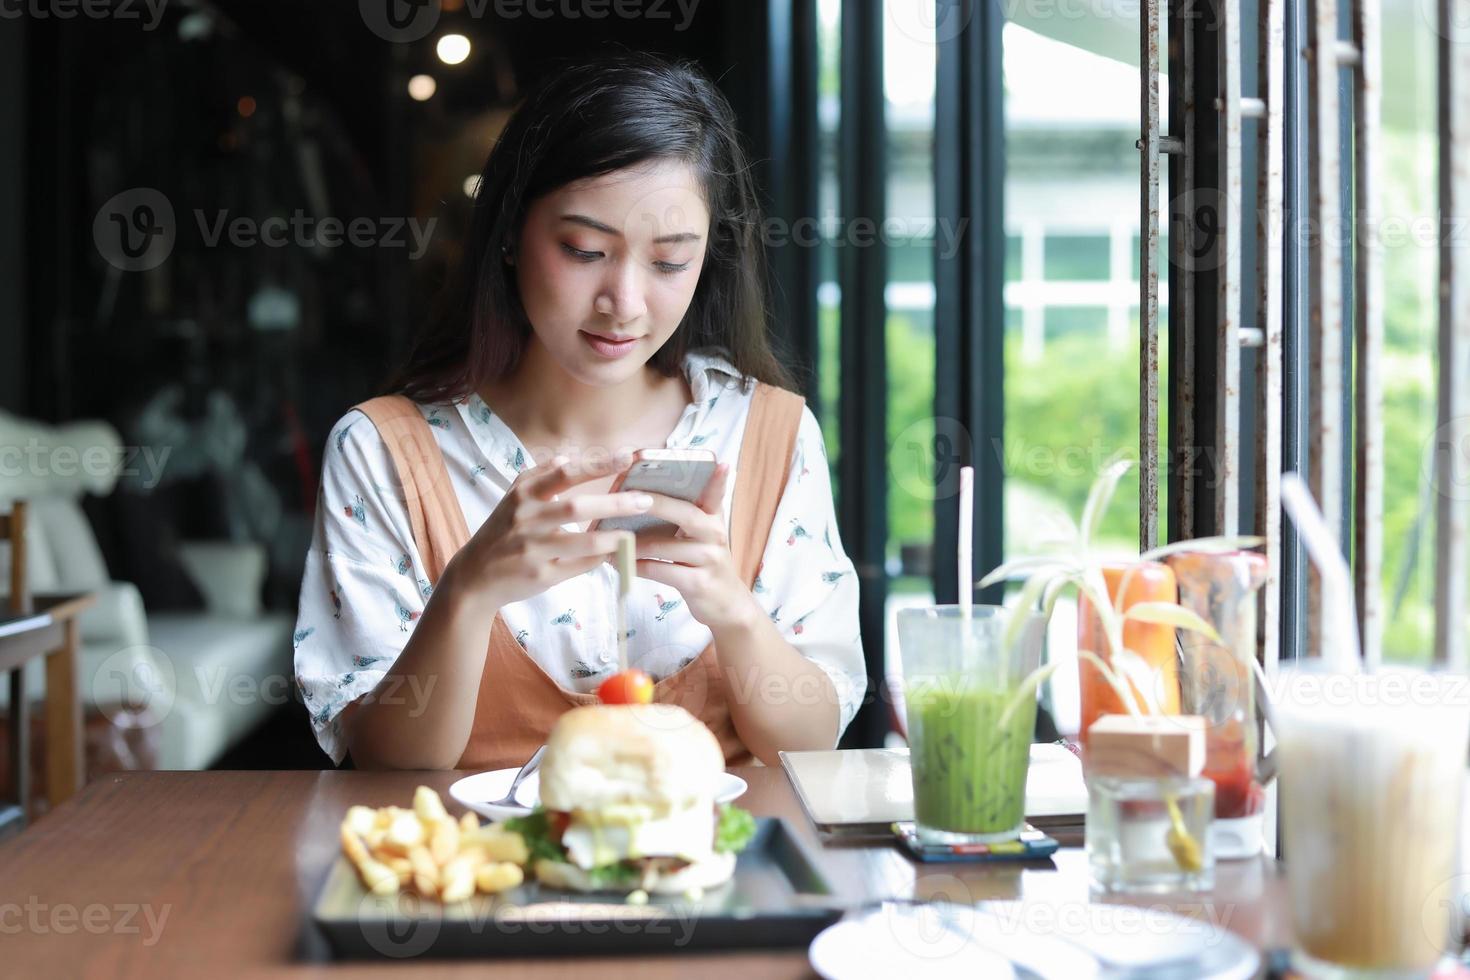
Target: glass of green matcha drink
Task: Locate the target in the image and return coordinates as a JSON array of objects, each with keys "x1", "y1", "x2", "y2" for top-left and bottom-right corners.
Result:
[{"x1": 897, "y1": 605, "x2": 1045, "y2": 845}]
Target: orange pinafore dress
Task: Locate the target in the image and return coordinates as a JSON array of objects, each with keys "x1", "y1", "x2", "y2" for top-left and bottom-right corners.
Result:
[{"x1": 352, "y1": 382, "x2": 805, "y2": 769}]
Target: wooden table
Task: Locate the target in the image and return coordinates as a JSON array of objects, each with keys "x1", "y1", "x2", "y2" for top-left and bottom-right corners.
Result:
[
  {"x1": 1, "y1": 592, "x2": 96, "y2": 830},
  {"x1": 0, "y1": 766, "x2": 1291, "y2": 977}
]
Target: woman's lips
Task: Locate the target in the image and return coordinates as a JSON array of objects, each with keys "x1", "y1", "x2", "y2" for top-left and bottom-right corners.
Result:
[{"x1": 580, "y1": 330, "x2": 641, "y2": 359}]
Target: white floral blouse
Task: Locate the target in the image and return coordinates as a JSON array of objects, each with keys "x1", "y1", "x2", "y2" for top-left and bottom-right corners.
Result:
[{"x1": 293, "y1": 349, "x2": 868, "y2": 765}]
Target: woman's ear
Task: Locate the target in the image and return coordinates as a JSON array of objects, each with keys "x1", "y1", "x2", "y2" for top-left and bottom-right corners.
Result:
[{"x1": 501, "y1": 242, "x2": 516, "y2": 266}]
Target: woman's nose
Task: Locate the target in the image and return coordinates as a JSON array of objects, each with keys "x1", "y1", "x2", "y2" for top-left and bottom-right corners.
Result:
[{"x1": 594, "y1": 260, "x2": 649, "y2": 324}]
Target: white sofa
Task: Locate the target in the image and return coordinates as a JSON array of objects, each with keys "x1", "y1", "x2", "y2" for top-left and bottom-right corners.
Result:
[{"x1": 0, "y1": 411, "x2": 294, "y2": 771}]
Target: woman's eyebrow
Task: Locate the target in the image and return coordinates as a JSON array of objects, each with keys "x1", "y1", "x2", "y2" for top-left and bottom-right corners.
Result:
[{"x1": 560, "y1": 213, "x2": 702, "y2": 244}]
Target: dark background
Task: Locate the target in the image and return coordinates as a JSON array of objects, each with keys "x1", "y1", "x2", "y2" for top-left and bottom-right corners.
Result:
[
  {"x1": 0, "y1": 0, "x2": 833, "y2": 767},
  {"x1": 1, "y1": 0, "x2": 800, "y2": 600}
]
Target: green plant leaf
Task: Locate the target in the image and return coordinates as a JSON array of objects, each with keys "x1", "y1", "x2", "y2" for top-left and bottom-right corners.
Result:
[
  {"x1": 1076, "y1": 568, "x2": 1124, "y2": 663},
  {"x1": 1123, "y1": 601, "x2": 1224, "y2": 644},
  {"x1": 999, "y1": 659, "x2": 1064, "y2": 729},
  {"x1": 1110, "y1": 562, "x2": 1149, "y2": 616},
  {"x1": 1001, "y1": 570, "x2": 1052, "y2": 663},
  {"x1": 1140, "y1": 536, "x2": 1265, "y2": 563},
  {"x1": 1075, "y1": 648, "x2": 1146, "y2": 717},
  {"x1": 1042, "y1": 575, "x2": 1073, "y2": 618},
  {"x1": 978, "y1": 556, "x2": 1077, "y2": 590},
  {"x1": 1079, "y1": 454, "x2": 1135, "y2": 551},
  {"x1": 1111, "y1": 647, "x2": 1164, "y2": 715}
]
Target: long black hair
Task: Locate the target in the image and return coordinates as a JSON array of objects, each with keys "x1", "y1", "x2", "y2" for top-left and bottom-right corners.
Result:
[{"x1": 389, "y1": 51, "x2": 793, "y2": 402}]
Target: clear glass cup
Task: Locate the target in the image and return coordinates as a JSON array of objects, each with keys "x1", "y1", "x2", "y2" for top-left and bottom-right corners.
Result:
[
  {"x1": 896, "y1": 605, "x2": 1045, "y2": 845},
  {"x1": 1086, "y1": 774, "x2": 1216, "y2": 893},
  {"x1": 1274, "y1": 666, "x2": 1470, "y2": 979}
]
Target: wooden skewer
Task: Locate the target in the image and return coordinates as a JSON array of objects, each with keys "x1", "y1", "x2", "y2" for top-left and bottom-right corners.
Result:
[{"x1": 615, "y1": 532, "x2": 636, "y2": 674}]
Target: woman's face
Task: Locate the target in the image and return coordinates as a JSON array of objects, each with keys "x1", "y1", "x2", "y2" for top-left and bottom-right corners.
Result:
[{"x1": 513, "y1": 159, "x2": 711, "y2": 386}]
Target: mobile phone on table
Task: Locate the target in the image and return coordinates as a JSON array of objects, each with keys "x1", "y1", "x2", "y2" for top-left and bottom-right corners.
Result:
[{"x1": 591, "y1": 448, "x2": 718, "y2": 537}]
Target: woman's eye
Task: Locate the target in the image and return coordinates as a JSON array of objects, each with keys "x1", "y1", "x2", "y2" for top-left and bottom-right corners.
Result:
[
  {"x1": 655, "y1": 260, "x2": 691, "y2": 275},
  {"x1": 561, "y1": 244, "x2": 601, "y2": 261}
]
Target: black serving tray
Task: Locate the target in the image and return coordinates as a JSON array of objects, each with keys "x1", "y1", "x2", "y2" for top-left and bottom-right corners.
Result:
[{"x1": 311, "y1": 817, "x2": 845, "y2": 958}]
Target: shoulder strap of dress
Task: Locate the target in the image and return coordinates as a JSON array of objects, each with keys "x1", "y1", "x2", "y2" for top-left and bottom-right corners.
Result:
[
  {"x1": 728, "y1": 383, "x2": 806, "y2": 586},
  {"x1": 351, "y1": 395, "x2": 471, "y2": 584}
]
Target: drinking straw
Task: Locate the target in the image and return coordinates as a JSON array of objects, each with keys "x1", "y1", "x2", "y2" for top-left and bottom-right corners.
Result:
[
  {"x1": 958, "y1": 466, "x2": 985, "y2": 683},
  {"x1": 958, "y1": 466, "x2": 974, "y2": 617},
  {"x1": 614, "y1": 532, "x2": 636, "y2": 674},
  {"x1": 1279, "y1": 472, "x2": 1364, "y2": 673}
]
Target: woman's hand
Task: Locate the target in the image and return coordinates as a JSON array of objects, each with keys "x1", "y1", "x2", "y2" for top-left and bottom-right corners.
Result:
[
  {"x1": 446, "y1": 453, "x2": 654, "y2": 608},
  {"x1": 630, "y1": 463, "x2": 761, "y2": 633}
]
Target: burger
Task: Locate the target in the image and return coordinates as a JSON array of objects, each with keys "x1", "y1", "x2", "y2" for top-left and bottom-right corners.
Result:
[{"x1": 505, "y1": 703, "x2": 757, "y2": 894}]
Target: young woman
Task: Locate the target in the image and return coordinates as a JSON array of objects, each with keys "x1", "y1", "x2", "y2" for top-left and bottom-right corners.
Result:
[{"x1": 293, "y1": 53, "x2": 866, "y2": 770}]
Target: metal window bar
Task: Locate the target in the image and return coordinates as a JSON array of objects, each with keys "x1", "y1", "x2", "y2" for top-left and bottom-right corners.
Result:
[
  {"x1": 1149, "y1": 0, "x2": 1252, "y2": 547},
  {"x1": 1165, "y1": 0, "x2": 1198, "y2": 546},
  {"x1": 1434, "y1": 0, "x2": 1470, "y2": 669},
  {"x1": 1351, "y1": 0, "x2": 1383, "y2": 668},
  {"x1": 1151, "y1": 0, "x2": 1287, "y2": 664},
  {"x1": 837, "y1": 0, "x2": 889, "y2": 746},
  {"x1": 934, "y1": 0, "x2": 1006, "y2": 611},
  {"x1": 1216, "y1": 0, "x2": 1244, "y2": 539},
  {"x1": 1140, "y1": 0, "x2": 1164, "y2": 552},
  {"x1": 1297, "y1": 0, "x2": 1383, "y2": 664},
  {"x1": 1256, "y1": 0, "x2": 1287, "y2": 675},
  {"x1": 1303, "y1": 0, "x2": 1355, "y2": 661}
]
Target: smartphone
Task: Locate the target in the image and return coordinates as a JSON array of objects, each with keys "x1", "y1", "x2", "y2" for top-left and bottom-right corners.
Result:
[{"x1": 592, "y1": 448, "x2": 718, "y2": 536}]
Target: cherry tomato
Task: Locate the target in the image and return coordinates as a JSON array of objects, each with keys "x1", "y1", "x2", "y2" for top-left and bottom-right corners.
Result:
[
  {"x1": 548, "y1": 810, "x2": 571, "y2": 842},
  {"x1": 597, "y1": 669, "x2": 654, "y2": 705}
]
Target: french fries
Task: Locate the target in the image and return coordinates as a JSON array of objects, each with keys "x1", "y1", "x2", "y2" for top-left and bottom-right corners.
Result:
[{"x1": 338, "y1": 786, "x2": 525, "y2": 903}]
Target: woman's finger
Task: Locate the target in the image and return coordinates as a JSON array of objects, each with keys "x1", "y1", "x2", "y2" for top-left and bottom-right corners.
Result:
[
  {"x1": 694, "y1": 462, "x2": 730, "y2": 514},
  {"x1": 517, "y1": 450, "x2": 633, "y2": 501},
  {"x1": 639, "y1": 494, "x2": 722, "y2": 542},
  {"x1": 537, "y1": 530, "x2": 638, "y2": 560},
  {"x1": 520, "y1": 491, "x2": 653, "y2": 532},
  {"x1": 634, "y1": 558, "x2": 696, "y2": 593},
  {"x1": 634, "y1": 539, "x2": 721, "y2": 567},
  {"x1": 547, "y1": 554, "x2": 608, "y2": 579}
]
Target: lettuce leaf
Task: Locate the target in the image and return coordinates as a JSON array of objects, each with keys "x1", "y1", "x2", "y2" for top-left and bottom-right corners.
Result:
[
  {"x1": 715, "y1": 804, "x2": 757, "y2": 854},
  {"x1": 585, "y1": 861, "x2": 641, "y2": 888},
  {"x1": 501, "y1": 807, "x2": 565, "y2": 865}
]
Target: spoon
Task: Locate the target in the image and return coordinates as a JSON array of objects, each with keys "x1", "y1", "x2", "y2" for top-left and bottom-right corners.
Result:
[
  {"x1": 485, "y1": 744, "x2": 546, "y2": 810},
  {"x1": 1163, "y1": 795, "x2": 1203, "y2": 872}
]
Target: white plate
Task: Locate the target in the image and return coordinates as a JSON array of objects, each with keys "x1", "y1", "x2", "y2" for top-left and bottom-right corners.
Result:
[
  {"x1": 809, "y1": 902, "x2": 1260, "y2": 980},
  {"x1": 809, "y1": 910, "x2": 1016, "y2": 979},
  {"x1": 449, "y1": 768, "x2": 749, "y2": 822}
]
